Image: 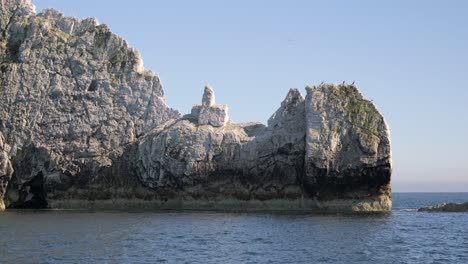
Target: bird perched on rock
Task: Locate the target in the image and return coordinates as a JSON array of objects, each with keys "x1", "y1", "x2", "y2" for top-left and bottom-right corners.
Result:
[
  {"x1": 352, "y1": 81, "x2": 355, "y2": 85},
  {"x1": 342, "y1": 81, "x2": 345, "y2": 85}
]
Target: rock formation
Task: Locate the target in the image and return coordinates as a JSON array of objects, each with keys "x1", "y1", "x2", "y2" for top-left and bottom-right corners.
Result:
[
  {"x1": 0, "y1": 0, "x2": 179, "y2": 208},
  {"x1": 304, "y1": 85, "x2": 392, "y2": 210},
  {"x1": 418, "y1": 202, "x2": 468, "y2": 212},
  {"x1": 191, "y1": 85, "x2": 229, "y2": 127},
  {"x1": 0, "y1": 0, "x2": 392, "y2": 212},
  {"x1": 137, "y1": 88, "x2": 306, "y2": 202}
]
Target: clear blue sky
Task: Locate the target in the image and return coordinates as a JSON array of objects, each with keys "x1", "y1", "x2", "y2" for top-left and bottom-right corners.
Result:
[{"x1": 33, "y1": 0, "x2": 468, "y2": 192}]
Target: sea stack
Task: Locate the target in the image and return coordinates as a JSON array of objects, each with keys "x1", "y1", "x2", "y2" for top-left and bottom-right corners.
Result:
[{"x1": 0, "y1": 0, "x2": 392, "y2": 212}]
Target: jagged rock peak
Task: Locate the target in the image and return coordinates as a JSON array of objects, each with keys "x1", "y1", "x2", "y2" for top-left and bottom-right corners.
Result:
[
  {"x1": 0, "y1": 0, "x2": 35, "y2": 30},
  {"x1": 267, "y1": 88, "x2": 305, "y2": 128},
  {"x1": 282, "y1": 88, "x2": 304, "y2": 107},
  {"x1": 0, "y1": 0, "x2": 36, "y2": 15}
]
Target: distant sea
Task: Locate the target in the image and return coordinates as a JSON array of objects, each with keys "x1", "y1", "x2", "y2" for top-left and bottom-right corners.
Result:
[{"x1": 1, "y1": 193, "x2": 467, "y2": 263}]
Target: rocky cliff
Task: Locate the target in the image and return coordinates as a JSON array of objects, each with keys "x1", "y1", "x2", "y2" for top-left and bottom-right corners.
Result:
[{"x1": 0, "y1": 0, "x2": 392, "y2": 212}]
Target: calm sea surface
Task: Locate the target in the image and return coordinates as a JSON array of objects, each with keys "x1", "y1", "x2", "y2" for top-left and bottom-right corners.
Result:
[{"x1": 1, "y1": 193, "x2": 467, "y2": 263}]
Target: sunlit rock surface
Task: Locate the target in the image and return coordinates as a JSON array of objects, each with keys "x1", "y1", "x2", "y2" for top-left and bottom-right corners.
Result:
[
  {"x1": 137, "y1": 88, "x2": 306, "y2": 202},
  {"x1": 0, "y1": 0, "x2": 392, "y2": 212},
  {"x1": 304, "y1": 85, "x2": 392, "y2": 211},
  {"x1": 0, "y1": 0, "x2": 179, "y2": 208},
  {"x1": 191, "y1": 85, "x2": 229, "y2": 127}
]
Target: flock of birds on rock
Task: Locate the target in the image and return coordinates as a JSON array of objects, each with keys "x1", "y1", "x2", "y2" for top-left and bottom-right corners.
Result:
[{"x1": 319, "y1": 81, "x2": 355, "y2": 85}]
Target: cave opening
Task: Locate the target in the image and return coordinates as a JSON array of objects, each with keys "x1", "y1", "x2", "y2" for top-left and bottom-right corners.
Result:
[{"x1": 8, "y1": 171, "x2": 48, "y2": 209}]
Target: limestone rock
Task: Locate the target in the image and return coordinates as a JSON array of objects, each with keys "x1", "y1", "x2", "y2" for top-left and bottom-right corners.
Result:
[
  {"x1": 191, "y1": 85, "x2": 229, "y2": 127},
  {"x1": 199, "y1": 105, "x2": 229, "y2": 127},
  {"x1": 304, "y1": 84, "x2": 392, "y2": 209},
  {"x1": 0, "y1": 0, "x2": 392, "y2": 212},
  {"x1": 202, "y1": 85, "x2": 215, "y2": 107},
  {"x1": 137, "y1": 88, "x2": 306, "y2": 201},
  {"x1": 0, "y1": 0, "x2": 179, "y2": 208}
]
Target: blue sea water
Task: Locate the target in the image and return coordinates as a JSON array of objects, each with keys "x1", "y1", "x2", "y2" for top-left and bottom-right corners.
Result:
[{"x1": 0, "y1": 193, "x2": 467, "y2": 264}]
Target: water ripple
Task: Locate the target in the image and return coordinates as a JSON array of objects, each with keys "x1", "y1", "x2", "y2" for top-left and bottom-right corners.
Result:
[{"x1": 0, "y1": 193, "x2": 467, "y2": 263}]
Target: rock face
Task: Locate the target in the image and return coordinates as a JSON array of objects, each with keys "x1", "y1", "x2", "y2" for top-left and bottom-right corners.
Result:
[
  {"x1": 0, "y1": 0, "x2": 392, "y2": 212},
  {"x1": 0, "y1": 0, "x2": 179, "y2": 208},
  {"x1": 138, "y1": 86, "x2": 391, "y2": 211},
  {"x1": 304, "y1": 85, "x2": 392, "y2": 210},
  {"x1": 137, "y1": 88, "x2": 306, "y2": 202}
]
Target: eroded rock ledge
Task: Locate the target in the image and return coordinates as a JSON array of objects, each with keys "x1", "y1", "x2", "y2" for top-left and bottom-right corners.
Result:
[{"x1": 0, "y1": 0, "x2": 392, "y2": 212}]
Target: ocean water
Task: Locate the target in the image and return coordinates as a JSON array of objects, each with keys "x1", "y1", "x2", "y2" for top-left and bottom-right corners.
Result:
[{"x1": 0, "y1": 193, "x2": 467, "y2": 264}]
